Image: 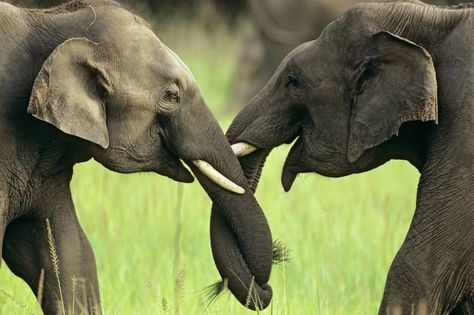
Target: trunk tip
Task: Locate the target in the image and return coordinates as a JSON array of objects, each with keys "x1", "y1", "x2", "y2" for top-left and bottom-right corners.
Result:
[{"x1": 244, "y1": 282, "x2": 273, "y2": 311}]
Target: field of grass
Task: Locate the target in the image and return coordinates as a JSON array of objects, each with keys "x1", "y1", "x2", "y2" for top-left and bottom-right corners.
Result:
[{"x1": 0, "y1": 8, "x2": 420, "y2": 315}]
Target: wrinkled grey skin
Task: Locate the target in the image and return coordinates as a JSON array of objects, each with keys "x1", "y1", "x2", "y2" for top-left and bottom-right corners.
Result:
[
  {"x1": 228, "y1": 0, "x2": 468, "y2": 111},
  {"x1": 227, "y1": 1, "x2": 473, "y2": 314},
  {"x1": 0, "y1": 0, "x2": 273, "y2": 313}
]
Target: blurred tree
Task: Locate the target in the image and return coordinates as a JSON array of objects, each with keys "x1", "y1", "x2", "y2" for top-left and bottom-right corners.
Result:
[
  {"x1": 7, "y1": 0, "x2": 63, "y2": 7},
  {"x1": 8, "y1": 0, "x2": 247, "y2": 23},
  {"x1": 227, "y1": 0, "x2": 469, "y2": 111}
]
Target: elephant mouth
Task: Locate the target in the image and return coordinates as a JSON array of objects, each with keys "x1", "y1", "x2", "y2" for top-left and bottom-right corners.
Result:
[
  {"x1": 231, "y1": 128, "x2": 302, "y2": 193},
  {"x1": 159, "y1": 137, "x2": 246, "y2": 194},
  {"x1": 232, "y1": 145, "x2": 271, "y2": 193},
  {"x1": 154, "y1": 143, "x2": 195, "y2": 183},
  {"x1": 281, "y1": 135, "x2": 310, "y2": 191}
]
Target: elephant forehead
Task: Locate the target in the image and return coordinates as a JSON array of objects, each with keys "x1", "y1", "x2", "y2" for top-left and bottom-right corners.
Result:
[
  {"x1": 96, "y1": 8, "x2": 196, "y2": 89},
  {"x1": 120, "y1": 38, "x2": 195, "y2": 89},
  {"x1": 161, "y1": 44, "x2": 196, "y2": 87}
]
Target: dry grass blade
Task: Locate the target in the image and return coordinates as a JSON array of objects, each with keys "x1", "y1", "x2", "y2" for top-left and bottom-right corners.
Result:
[
  {"x1": 36, "y1": 269, "x2": 45, "y2": 314},
  {"x1": 203, "y1": 241, "x2": 286, "y2": 311},
  {"x1": 272, "y1": 240, "x2": 291, "y2": 265},
  {"x1": 71, "y1": 275, "x2": 78, "y2": 315},
  {"x1": 161, "y1": 297, "x2": 169, "y2": 312},
  {"x1": 244, "y1": 276, "x2": 264, "y2": 311},
  {"x1": 0, "y1": 288, "x2": 35, "y2": 315},
  {"x1": 173, "y1": 183, "x2": 184, "y2": 315},
  {"x1": 46, "y1": 218, "x2": 65, "y2": 315},
  {"x1": 174, "y1": 268, "x2": 186, "y2": 302},
  {"x1": 244, "y1": 276, "x2": 255, "y2": 309},
  {"x1": 201, "y1": 278, "x2": 227, "y2": 307}
]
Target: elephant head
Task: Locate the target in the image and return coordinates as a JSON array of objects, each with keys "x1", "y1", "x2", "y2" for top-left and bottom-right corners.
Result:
[
  {"x1": 227, "y1": 4, "x2": 438, "y2": 191},
  {"x1": 26, "y1": 2, "x2": 273, "y2": 308}
]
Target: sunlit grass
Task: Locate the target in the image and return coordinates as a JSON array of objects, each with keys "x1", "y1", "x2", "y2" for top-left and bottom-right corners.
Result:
[{"x1": 0, "y1": 6, "x2": 420, "y2": 314}]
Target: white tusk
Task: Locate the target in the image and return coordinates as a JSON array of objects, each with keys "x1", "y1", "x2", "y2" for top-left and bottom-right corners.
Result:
[
  {"x1": 192, "y1": 160, "x2": 245, "y2": 194},
  {"x1": 231, "y1": 142, "x2": 257, "y2": 157}
]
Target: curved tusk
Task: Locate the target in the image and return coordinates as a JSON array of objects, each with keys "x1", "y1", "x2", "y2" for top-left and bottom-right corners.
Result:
[
  {"x1": 231, "y1": 142, "x2": 257, "y2": 157},
  {"x1": 192, "y1": 160, "x2": 245, "y2": 194}
]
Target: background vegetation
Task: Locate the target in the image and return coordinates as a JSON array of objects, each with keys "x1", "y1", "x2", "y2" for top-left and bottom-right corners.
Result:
[{"x1": 0, "y1": 2, "x2": 420, "y2": 314}]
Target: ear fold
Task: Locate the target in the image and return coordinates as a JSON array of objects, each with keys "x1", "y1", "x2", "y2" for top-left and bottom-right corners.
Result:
[
  {"x1": 28, "y1": 38, "x2": 112, "y2": 148},
  {"x1": 347, "y1": 31, "x2": 437, "y2": 163}
]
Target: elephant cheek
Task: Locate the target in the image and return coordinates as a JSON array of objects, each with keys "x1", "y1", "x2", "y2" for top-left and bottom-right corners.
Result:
[
  {"x1": 155, "y1": 153, "x2": 194, "y2": 183},
  {"x1": 284, "y1": 139, "x2": 359, "y2": 180}
]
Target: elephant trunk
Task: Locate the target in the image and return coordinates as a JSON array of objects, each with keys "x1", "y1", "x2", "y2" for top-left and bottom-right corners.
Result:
[
  {"x1": 186, "y1": 154, "x2": 273, "y2": 310},
  {"x1": 225, "y1": 93, "x2": 276, "y2": 194},
  {"x1": 171, "y1": 99, "x2": 274, "y2": 310},
  {"x1": 210, "y1": 204, "x2": 272, "y2": 310},
  {"x1": 225, "y1": 87, "x2": 302, "y2": 193},
  {"x1": 197, "y1": 100, "x2": 278, "y2": 310}
]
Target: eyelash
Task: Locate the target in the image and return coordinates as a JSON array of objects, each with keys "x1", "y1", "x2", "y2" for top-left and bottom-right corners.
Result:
[
  {"x1": 286, "y1": 74, "x2": 299, "y2": 89},
  {"x1": 164, "y1": 90, "x2": 179, "y2": 103}
]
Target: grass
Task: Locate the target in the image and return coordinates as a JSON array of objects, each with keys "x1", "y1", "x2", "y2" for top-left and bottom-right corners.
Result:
[{"x1": 0, "y1": 5, "x2": 420, "y2": 315}]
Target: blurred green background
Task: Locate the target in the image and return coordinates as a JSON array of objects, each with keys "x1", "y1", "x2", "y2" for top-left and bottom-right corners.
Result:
[{"x1": 0, "y1": 1, "x2": 421, "y2": 314}]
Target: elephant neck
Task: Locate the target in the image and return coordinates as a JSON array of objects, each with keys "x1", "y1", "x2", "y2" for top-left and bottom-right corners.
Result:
[
  {"x1": 0, "y1": 126, "x2": 86, "y2": 221},
  {"x1": 413, "y1": 90, "x2": 474, "y2": 242},
  {"x1": 409, "y1": 136, "x2": 474, "y2": 250}
]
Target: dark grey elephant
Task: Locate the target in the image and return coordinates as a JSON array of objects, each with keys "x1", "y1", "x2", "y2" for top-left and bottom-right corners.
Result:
[
  {"x1": 225, "y1": 1, "x2": 473, "y2": 314},
  {"x1": 0, "y1": 0, "x2": 273, "y2": 313}
]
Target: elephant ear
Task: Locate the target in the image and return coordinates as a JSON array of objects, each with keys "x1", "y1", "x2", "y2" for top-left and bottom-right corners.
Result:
[
  {"x1": 347, "y1": 31, "x2": 437, "y2": 163},
  {"x1": 28, "y1": 38, "x2": 112, "y2": 149}
]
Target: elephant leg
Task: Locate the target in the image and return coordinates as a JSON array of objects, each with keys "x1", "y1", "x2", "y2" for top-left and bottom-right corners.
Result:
[
  {"x1": 2, "y1": 209, "x2": 100, "y2": 314},
  {"x1": 378, "y1": 235, "x2": 472, "y2": 315},
  {"x1": 378, "y1": 249, "x2": 431, "y2": 315}
]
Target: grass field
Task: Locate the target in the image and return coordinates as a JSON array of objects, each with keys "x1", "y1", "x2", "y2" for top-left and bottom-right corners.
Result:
[{"x1": 0, "y1": 9, "x2": 420, "y2": 315}]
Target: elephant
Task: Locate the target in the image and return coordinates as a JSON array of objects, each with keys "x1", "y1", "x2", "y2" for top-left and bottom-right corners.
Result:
[
  {"x1": 227, "y1": 0, "x2": 469, "y2": 111},
  {"x1": 0, "y1": 0, "x2": 274, "y2": 313},
  {"x1": 224, "y1": 1, "x2": 474, "y2": 314}
]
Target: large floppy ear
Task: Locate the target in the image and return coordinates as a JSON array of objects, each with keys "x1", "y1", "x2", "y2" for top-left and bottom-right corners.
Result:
[
  {"x1": 28, "y1": 38, "x2": 112, "y2": 148},
  {"x1": 347, "y1": 31, "x2": 437, "y2": 163}
]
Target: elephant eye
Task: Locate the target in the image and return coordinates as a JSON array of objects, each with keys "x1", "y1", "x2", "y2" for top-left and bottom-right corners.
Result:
[
  {"x1": 163, "y1": 90, "x2": 180, "y2": 104},
  {"x1": 286, "y1": 73, "x2": 299, "y2": 90}
]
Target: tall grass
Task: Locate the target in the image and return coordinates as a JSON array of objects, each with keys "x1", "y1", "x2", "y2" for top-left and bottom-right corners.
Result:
[{"x1": 0, "y1": 6, "x2": 419, "y2": 314}]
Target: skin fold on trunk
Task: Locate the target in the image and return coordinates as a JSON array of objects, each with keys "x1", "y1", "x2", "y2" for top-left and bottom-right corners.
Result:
[
  {"x1": 200, "y1": 115, "x2": 275, "y2": 310},
  {"x1": 225, "y1": 94, "x2": 275, "y2": 194},
  {"x1": 204, "y1": 95, "x2": 290, "y2": 309},
  {"x1": 173, "y1": 102, "x2": 274, "y2": 310},
  {"x1": 188, "y1": 162, "x2": 273, "y2": 310}
]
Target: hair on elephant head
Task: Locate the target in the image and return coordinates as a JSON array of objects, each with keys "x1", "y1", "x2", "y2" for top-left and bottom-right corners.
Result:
[
  {"x1": 0, "y1": 0, "x2": 273, "y2": 313},
  {"x1": 226, "y1": 1, "x2": 474, "y2": 313}
]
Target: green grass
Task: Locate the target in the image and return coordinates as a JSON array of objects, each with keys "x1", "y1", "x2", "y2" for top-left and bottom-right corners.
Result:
[{"x1": 0, "y1": 9, "x2": 420, "y2": 315}]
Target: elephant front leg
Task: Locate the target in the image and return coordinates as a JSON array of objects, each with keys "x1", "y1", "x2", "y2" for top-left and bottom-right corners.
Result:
[
  {"x1": 2, "y1": 209, "x2": 100, "y2": 314},
  {"x1": 378, "y1": 250, "x2": 431, "y2": 315},
  {"x1": 378, "y1": 231, "x2": 473, "y2": 315}
]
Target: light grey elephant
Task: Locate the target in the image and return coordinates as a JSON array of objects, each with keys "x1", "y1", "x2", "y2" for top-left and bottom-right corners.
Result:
[{"x1": 0, "y1": 0, "x2": 274, "y2": 313}]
